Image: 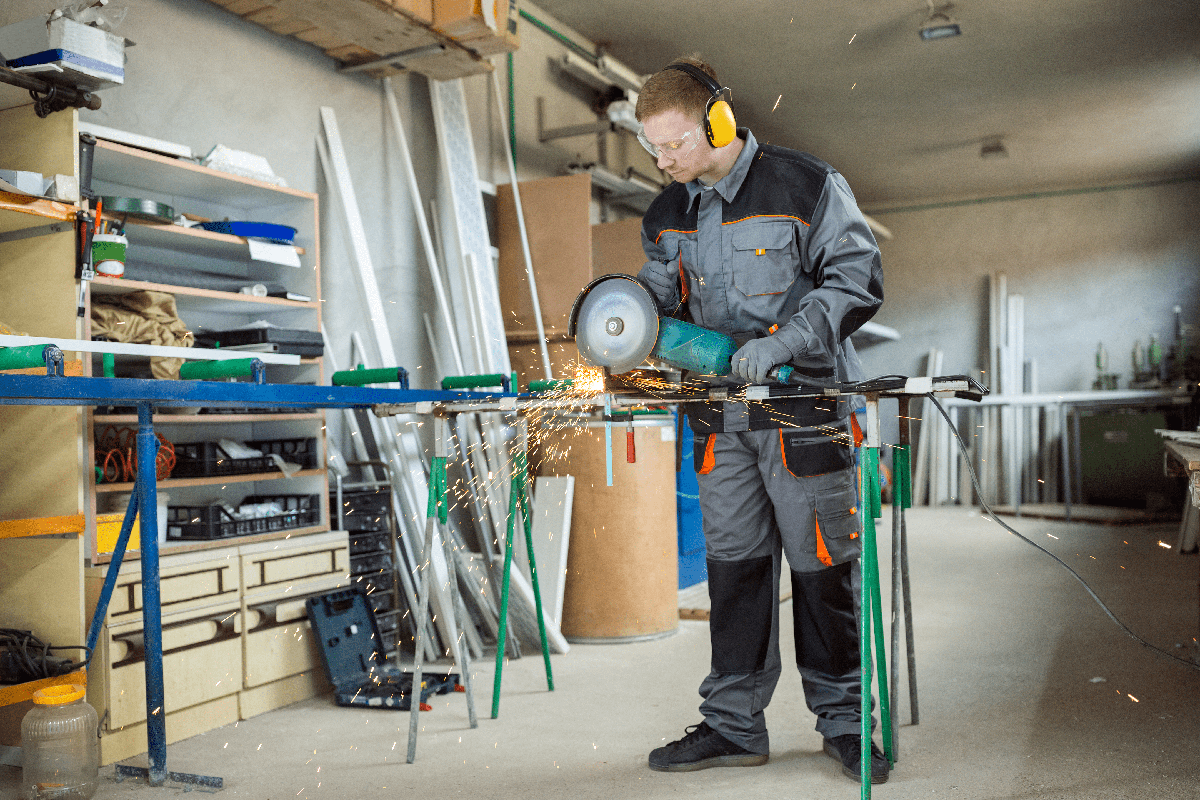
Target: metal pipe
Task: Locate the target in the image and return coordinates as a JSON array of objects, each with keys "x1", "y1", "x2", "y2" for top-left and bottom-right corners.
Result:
[{"x1": 136, "y1": 402, "x2": 166, "y2": 785}]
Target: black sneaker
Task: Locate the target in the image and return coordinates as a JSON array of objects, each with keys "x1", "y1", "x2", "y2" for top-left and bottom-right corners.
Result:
[
  {"x1": 823, "y1": 733, "x2": 890, "y2": 784},
  {"x1": 648, "y1": 721, "x2": 769, "y2": 772}
]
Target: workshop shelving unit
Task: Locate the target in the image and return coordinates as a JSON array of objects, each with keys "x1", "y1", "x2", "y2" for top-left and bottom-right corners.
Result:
[{"x1": 0, "y1": 99, "x2": 342, "y2": 758}]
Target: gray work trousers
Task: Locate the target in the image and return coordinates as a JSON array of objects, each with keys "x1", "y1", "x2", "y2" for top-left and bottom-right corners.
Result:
[{"x1": 694, "y1": 427, "x2": 875, "y2": 755}]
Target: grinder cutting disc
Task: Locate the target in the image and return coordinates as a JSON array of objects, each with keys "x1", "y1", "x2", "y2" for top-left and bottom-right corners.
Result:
[{"x1": 568, "y1": 274, "x2": 660, "y2": 374}]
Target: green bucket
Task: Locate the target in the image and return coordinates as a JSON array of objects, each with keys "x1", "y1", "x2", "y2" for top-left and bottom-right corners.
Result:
[{"x1": 92, "y1": 233, "x2": 128, "y2": 278}]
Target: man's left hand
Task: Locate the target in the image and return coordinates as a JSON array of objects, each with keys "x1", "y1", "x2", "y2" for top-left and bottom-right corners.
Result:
[{"x1": 731, "y1": 335, "x2": 793, "y2": 384}]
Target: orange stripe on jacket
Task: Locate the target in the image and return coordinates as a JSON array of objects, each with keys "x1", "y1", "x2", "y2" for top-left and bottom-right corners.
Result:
[
  {"x1": 699, "y1": 434, "x2": 716, "y2": 475},
  {"x1": 815, "y1": 518, "x2": 832, "y2": 567}
]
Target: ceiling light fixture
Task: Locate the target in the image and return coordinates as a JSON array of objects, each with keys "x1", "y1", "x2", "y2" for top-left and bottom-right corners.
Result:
[{"x1": 920, "y1": 1, "x2": 962, "y2": 40}]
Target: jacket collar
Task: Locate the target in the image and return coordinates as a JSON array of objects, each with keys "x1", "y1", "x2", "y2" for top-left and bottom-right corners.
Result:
[{"x1": 684, "y1": 127, "x2": 756, "y2": 206}]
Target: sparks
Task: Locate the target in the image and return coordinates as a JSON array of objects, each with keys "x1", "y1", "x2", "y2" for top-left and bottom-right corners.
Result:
[{"x1": 771, "y1": 94, "x2": 782, "y2": 112}]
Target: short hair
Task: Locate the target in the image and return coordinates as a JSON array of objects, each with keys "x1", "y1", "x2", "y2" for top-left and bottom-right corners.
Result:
[{"x1": 634, "y1": 55, "x2": 720, "y2": 123}]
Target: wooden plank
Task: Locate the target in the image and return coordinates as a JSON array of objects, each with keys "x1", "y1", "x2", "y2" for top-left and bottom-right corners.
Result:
[
  {"x1": 497, "y1": 174, "x2": 593, "y2": 335},
  {"x1": 592, "y1": 217, "x2": 647, "y2": 278},
  {"x1": 273, "y1": 0, "x2": 439, "y2": 54},
  {"x1": 1164, "y1": 439, "x2": 1200, "y2": 473},
  {"x1": 0, "y1": 514, "x2": 84, "y2": 539}
]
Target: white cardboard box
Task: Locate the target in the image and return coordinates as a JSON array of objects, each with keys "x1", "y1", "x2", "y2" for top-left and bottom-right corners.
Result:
[{"x1": 0, "y1": 15, "x2": 124, "y2": 89}]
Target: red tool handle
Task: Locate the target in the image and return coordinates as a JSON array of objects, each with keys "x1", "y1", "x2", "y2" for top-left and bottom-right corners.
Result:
[{"x1": 626, "y1": 428, "x2": 636, "y2": 463}]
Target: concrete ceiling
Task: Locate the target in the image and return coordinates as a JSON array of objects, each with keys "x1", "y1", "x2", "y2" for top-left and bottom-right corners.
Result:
[{"x1": 532, "y1": 0, "x2": 1200, "y2": 206}]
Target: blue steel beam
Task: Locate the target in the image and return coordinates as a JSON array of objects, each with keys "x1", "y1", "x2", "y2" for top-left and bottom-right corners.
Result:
[{"x1": 0, "y1": 374, "x2": 513, "y2": 408}]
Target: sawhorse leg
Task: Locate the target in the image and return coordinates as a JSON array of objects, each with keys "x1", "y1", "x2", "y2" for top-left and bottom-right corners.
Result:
[
  {"x1": 408, "y1": 415, "x2": 478, "y2": 764},
  {"x1": 492, "y1": 419, "x2": 554, "y2": 719},
  {"x1": 859, "y1": 395, "x2": 894, "y2": 798},
  {"x1": 100, "y1": 403, "x2": 221, "y2": 789},
  {"x1": 888, "y1": 397, "x2": 920, "y2": 763}
]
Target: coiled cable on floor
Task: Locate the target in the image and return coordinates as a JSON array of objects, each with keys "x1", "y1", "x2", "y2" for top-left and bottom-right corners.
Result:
[{"x1": 925, "y1": 393, "x2": 1200, "y2": 673}]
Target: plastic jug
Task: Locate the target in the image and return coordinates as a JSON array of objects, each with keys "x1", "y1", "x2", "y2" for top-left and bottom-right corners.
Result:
[{"x1": 20, "y1": 684, "x2": 99, "y2": 800}]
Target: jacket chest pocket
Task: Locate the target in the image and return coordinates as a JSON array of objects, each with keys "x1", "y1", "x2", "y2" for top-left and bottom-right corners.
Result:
[{"x1": 731, "y1": 222, "x2": 798, "y2": 297}]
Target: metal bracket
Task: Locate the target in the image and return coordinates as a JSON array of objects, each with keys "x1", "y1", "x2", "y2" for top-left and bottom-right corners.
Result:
[
  {"x1": 338, "y1": 43, "x2": 446, "y2": 74},
  {"x1": 0, "y1": 221, "x2": 73, "y2": 244},
  {"x1": 114, "y1": 764, "x2": 223, "y2": 791},
  {"x1": 536, "y1": 96, "x2": 612, "y2": 142}
]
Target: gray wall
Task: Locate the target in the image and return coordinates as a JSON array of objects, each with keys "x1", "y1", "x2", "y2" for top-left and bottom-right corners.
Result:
[{"x1": 859, "y1": 180, "x2": 1200, "y2": 393}]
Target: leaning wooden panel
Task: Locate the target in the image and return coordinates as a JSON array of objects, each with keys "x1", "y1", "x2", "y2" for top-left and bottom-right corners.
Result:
[{"x1": 497, "y1": 173, "x2": 593, "y2": 337}]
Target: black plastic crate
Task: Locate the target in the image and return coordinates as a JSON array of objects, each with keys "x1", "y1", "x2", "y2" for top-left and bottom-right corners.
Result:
[
  {"x1": 351, "y1": 552, "x2": 393, "y2": 575},
  {"x1": 348, "y1": 530, "x2": 391, "y2": 556},
  {"x1": 167, "y1": 494, "x2": 320, "y2": 540},
  {"x1": 246, "y1": 437, "x2": 319, "y2": 467},
  {"x1": 332, "y1": 489, "x2": 391, "y2": 532},
  {"x1": 172, "y1": 438, "x2": 317, "y2": 478}
]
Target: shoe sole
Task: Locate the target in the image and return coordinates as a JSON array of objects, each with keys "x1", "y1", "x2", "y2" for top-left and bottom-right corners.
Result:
[
  {"x1": 648, "y1": 752, "x2": 769, "y2": 773},
  {"x1": 822, "y1": 739, "x2": 889, "y2": 784}
]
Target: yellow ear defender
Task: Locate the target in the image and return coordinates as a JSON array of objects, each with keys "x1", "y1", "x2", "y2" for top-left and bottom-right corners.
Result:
[{"x1": 664, "y1": 62, "x2": 737, "y2": 148}]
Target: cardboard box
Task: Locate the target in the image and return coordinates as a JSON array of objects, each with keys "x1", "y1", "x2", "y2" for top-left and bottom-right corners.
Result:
[
  {"x1": 434, "y1": 0, "x2": 518, "y2": 45},
  {"x1": 0, "y1": 14, "x2": 125, "y2": 89},
  {"x1": 391, "y1": 0, "x2": 434, "y2": 25}
]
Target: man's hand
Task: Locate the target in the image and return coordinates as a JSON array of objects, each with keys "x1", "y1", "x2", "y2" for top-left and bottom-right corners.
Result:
[{"x1": 731, "y1": 335, "x2": 793, "y2": 384}]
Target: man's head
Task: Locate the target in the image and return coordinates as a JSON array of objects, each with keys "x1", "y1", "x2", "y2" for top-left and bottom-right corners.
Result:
[{"x1": 635, "y1": 57, "x2": 742, "y2": 185}]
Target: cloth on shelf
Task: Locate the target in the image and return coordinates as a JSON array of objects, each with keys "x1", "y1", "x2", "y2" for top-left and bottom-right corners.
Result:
[{"x1": 90, "y1": 290, "x2": 194, "y2": 378}]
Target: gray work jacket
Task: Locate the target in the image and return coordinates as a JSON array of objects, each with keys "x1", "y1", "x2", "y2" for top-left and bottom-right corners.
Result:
[{"x1": 638, "y1": 129, "x2": 884, "y2": 432}]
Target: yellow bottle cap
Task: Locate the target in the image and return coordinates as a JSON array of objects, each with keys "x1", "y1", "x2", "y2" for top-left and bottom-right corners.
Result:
[{"x1": 32, "y1": 684, "x2": 86, "y2": 705}]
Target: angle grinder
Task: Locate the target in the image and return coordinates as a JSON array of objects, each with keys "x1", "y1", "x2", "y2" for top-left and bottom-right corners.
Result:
[{"x1": 567, "y1": 274, "x2": 807, "y2": 384}]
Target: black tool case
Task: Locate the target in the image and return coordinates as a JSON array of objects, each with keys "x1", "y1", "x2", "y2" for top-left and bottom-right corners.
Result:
[
  {"x1": 306, "y1": 587, "x2": 459, "y2": 710},
  {"x1": 193, "y1": 327, "x2": 324, "y2": 357}
]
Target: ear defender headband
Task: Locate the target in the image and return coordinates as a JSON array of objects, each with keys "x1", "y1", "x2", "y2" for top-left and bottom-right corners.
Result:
[{"x1": 664, "y1": 62, "x2": 737, "y2": 148}]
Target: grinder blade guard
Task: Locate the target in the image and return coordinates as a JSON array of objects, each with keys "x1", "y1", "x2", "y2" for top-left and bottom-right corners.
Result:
[{"x1": 568, "y1": 274, "x2": 661, "y2": 374}]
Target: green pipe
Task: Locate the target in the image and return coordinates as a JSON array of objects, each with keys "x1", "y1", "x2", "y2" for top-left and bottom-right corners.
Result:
[
  {"x1": 179, "y1": 358, "x2": 255, "y2": 381},
  {"x1": 102, "y1": 352, "x2": 116, "y2": 378},
  {"x1": 528, "y1": 378, "x2": 572, "y2": 392},
  {"x1": 332, "y1": 366, "x2": 408, "y2": 388},
  {"x1": 507, "y1": 52, "x2": 517, "y2": 163},
  {"x1": 492, "y1": 467, "x2": 520, "y2": 718},
  {"x1": 517, "y1": 453, "x2": 554, "y2": 691},
  {"x1": 0, "y1": 344, "x2": 53, "y2": 371},
  {"x1": 518, "y1": 8, "x2": 597, "y2": 61},
  {"x1": 441, "y1": 373, "x2": 510, "y2": 391}
]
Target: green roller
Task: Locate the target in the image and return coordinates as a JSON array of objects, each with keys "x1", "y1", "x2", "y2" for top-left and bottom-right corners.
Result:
[
  {"x1": 179, "y1": 358, "x2": 256, "y2": 381},
  {"x1": 441, "y1": 374, "x2": 510, "y2": 391},
  {"x1": 333, "y1": 366, "x2": 408, "y2": 387},
  {"x1": 0, "y1": 344, "x2": 54, "y2": 371},
  {"x1": 528, "y1": 379, "x2": 573, "y2": 393}
]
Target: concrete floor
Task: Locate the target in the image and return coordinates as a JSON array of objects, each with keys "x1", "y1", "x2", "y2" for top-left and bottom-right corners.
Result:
[{"x1": 4, "y1": 506, "x2": 1199, "y2": 799}]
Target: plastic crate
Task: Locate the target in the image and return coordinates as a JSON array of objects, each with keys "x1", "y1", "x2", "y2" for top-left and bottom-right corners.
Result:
[
  {"x1": 167, "y1": 494, "x2": 320, "y2": 540},
  {"x1": 172, "y1": 438, "x2": 317, "y2": 478},
  {"x1": 351, "y1": 552, "x2": 393, "y2": 576},
  {"x1": 332, "y1": 489, "x2": 391, "y2": 532},
  {"x1": 348, "y1": 529, "x2": 391, "y2": 556},
  {"x1": 246, "y1": 437, "x2": 319, "y2": 467}
]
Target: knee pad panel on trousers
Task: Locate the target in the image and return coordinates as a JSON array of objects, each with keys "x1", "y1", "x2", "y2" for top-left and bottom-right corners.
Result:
[
  {"x1": 707, "y1": 555, "x2": 774, "y2": 674},
  {"x1": 791, "y1": 561, "x2": 858, "y2": 676}
]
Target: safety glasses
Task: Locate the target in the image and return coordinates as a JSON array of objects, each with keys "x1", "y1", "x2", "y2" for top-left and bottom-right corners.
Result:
[{"x1": 638, "y1": 122, "x2": 705, "y2": 160}]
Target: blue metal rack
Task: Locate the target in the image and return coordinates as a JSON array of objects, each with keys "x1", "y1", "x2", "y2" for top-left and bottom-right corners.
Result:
[{"x1": 0, "y1": 360, "x2": 514, "y2": 787}]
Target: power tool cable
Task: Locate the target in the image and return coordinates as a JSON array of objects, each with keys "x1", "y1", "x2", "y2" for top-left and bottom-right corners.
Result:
[{"x1": 924, "y1": 393, "x2": 1200, "y2": 674}]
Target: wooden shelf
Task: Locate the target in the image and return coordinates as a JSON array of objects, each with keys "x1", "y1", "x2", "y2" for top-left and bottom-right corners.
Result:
[
  {"x1": 90, "y1": 275, "x2": 317, "y2": 309},
  {"x1": 0, "y1": 514, "x2": 84, "y2": 540},
  {"x1": 95, "y1": 468, "x2": 325, "y2": 493},
  {"x1": 91, "y1": 524, "x2": 330, "y2": 565},
  {"x1": 94, "y1": 412, "x2": 323, "y2": 424},
  {"x1": 0, "y1": 191, "x2": 75, "y2": 233},
  {"x1": 0, "y1": 669, "x2": 87, "y2": 709},
  {"x1": 102, "y1": 215, "x2": 307, "y2": 256},
  {"x1": 93, "y1": 139, "x2": 315, "y2": 206}
]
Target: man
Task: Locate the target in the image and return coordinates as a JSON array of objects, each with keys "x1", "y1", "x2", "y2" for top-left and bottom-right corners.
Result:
[{"x1": 634, "y1": 57, "x2": 888, "y2": 784}]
